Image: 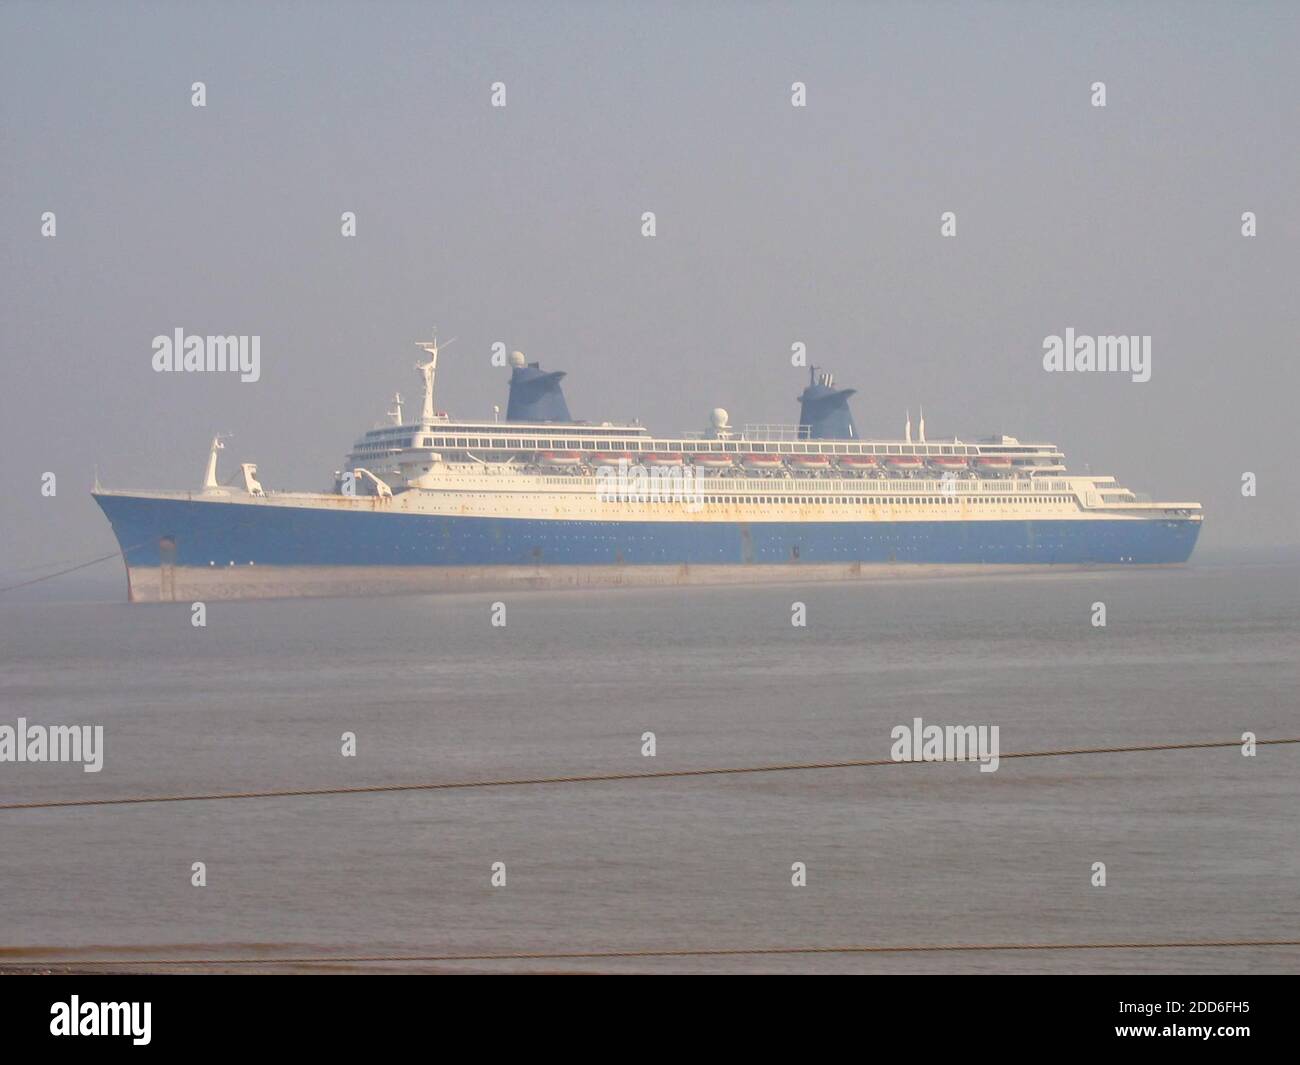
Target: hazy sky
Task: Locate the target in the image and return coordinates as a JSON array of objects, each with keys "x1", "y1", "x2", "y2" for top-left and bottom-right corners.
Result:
[{"x1": 3, "y1": 0, "x2": 1298, "y2": 574}]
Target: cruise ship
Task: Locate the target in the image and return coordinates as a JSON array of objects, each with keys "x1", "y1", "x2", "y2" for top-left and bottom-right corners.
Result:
[{"x1": 93, "y1": 335, "x2": 1202, "y2": 601}]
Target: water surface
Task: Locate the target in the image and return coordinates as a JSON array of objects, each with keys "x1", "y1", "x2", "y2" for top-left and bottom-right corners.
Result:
[{"x1": 1, "y1": 561, "x2": 1296, "y2": 973}]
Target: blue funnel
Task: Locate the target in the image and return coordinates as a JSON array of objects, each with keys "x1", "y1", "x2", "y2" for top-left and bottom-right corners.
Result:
[
  {"x1": 506, "y1": 360, "x2": 573, "y2": 422},
  {"x1": 798, "y1": 367, "x2": 858, "y2": 440}
]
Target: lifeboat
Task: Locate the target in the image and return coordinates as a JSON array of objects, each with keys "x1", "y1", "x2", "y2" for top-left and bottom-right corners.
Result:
[
  {"x1": 540, "y1": 451, "x2": 582, "y2": 466},
  {"x1": 930, "y1": 456, "x2": 968, "y2": 470},
  {"x1": 884, "y1": 456, "x2": 925, "y2": 470},
  {"x1": 742, "y1": 454, "x2": 785, "y2": 469},
  {"x1": 790, "y1": 455, "x2": 832, "y2": 470},
  {"x1": 691, "y1": 453, "x2": 735, "y2": 468},
  {"x1": 590, "y1": 452, "x2": 633, "y2": 466},
  {"x1": 836, "y1": 455, "x2": 878, "y2": 468},
  {"x1": 643, "y1": 453, "x2": 685, "y2": 466},
  {"x1": 974, "y1": 456, "x2": 1013, "y2": 470}
]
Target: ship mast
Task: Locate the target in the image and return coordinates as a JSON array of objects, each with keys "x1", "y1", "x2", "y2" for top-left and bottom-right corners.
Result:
[
  {"x1": 202, "y1": 433, "x2": 227, "y2": 491},
  {"x1": 414, "y1": 331, "x2": 455, "y2": 425}
]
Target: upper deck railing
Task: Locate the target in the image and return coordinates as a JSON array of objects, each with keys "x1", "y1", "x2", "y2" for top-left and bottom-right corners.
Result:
[{"x1": 742, "y1": 423, "x2": 811, "y2": 441}]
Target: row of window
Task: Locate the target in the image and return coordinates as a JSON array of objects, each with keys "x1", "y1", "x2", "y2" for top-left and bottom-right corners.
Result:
[
  {"x1": 546, "y1": 476, "x2": 1075, "y2": 499},
  {"x1": 359, "y1": 436, "x2": 1057, "y2": 459},
  {"x1": 356, "y1": 441, "x2": 410, "y2": 452},
  {"x1": 627, "y1": 495, "x2": 1076, "y2": 505}
]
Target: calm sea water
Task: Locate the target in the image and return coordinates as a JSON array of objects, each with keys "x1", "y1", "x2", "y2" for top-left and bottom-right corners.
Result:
[{"x1": 1, "y1": 561, "x2": 1297, "y2": 973}]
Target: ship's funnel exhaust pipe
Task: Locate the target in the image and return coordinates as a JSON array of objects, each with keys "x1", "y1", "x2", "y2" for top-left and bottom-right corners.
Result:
[
  {"x1": 506, "y1": 351, "x2": 573, "y2": 422},
  {"x1": 798, "y1": 366, "x2": 858, "y2": 440}
]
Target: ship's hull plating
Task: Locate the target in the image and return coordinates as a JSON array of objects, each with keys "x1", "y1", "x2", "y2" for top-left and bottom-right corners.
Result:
[{"x1": 94, "y1": 493, "x2": 1201, "y2": 601}]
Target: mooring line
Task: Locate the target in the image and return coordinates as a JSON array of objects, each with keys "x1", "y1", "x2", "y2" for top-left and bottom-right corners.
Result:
[
  {"x1": 0, "y1": 551, "x2": 122, "y2": 594},
  {"x1": 0, "y1": 538, "x2": 154, "y2": 595},
  {"x1": 2, "y1": 738, "x2": 1294, "y2": 812},
  {"x1": 11, "y1": 939, "x2": 1300, "y2": 967}
]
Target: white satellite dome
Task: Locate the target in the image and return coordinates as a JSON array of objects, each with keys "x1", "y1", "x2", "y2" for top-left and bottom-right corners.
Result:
[
  {"x1": 509, "y1": 350, "x2": 527, "y2": 368},
  {"x1": 711, "y1": 407, "x2": 730, "y2": 429}
]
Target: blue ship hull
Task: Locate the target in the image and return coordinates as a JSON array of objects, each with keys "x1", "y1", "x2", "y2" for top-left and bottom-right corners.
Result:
[{"x1": 94, "y1": 493, "x2": 1201, "y2": 571}]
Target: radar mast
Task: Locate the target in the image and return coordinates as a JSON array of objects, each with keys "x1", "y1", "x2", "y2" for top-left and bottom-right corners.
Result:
[{"x1": 414, "y1": 331, "x2": 455, "y2": 425}]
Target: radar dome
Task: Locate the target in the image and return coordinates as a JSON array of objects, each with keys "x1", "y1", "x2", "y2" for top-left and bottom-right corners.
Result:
[
  {"x1": 509, "y1": 350, "x2": 527, "y2": 369},
  {"x1": 711, "y1": 408, "x2": 730, "y2": 429}
]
